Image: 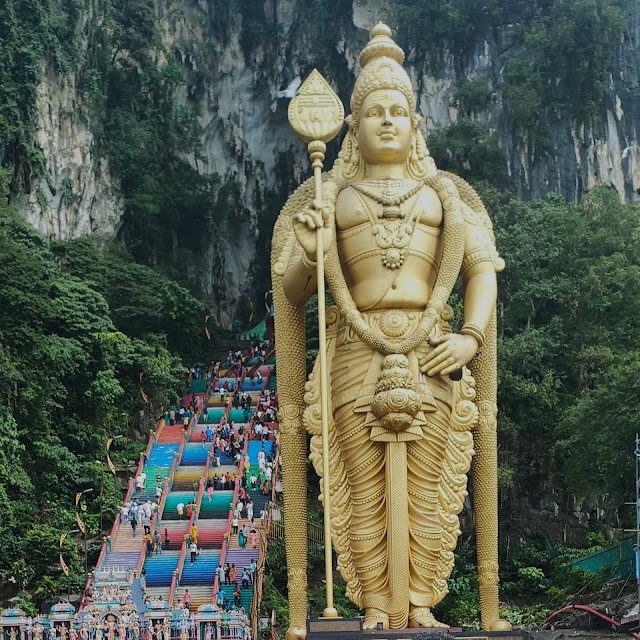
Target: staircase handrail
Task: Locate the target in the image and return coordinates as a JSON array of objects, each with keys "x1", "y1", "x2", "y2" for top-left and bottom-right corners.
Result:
[
  {"x1": 247, "y1": 346, "x2": 275, "y2": 378},
  {"x1": 169, "y1": 536, "x2": 188, "y2": 606},
  {"x1": 250, "y1": 528, "x2": 268, "y2": 640}
]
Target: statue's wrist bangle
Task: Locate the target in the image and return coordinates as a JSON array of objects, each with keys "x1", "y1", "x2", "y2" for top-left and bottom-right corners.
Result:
[
  {"x1": 301, "y1": 252, "x2": 317, "y2": 270},
  {"x1": 460, "y1": 323, "x2": 485, "y2": 349}
]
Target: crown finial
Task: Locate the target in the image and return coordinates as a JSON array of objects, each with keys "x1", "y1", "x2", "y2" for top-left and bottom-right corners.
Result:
[{"x1": 371, "y1": 22, "x2": 392, "y2": 39}]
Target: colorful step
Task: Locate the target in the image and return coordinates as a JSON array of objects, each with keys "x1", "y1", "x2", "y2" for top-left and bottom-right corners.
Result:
[
  {"x1": 180, "y1": 549, "x2": 221, "y2": 585},
  {"x1": 143, "y1": 550, "x2": 181, "y2": 585},
  {"x1": 146, "y1": 444, "x2": 180, "y2": 467}
]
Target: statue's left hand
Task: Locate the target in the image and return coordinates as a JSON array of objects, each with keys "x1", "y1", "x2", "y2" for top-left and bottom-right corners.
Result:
[{"x1": 419, "y1": 333, "x2": 479, "y2": 377}]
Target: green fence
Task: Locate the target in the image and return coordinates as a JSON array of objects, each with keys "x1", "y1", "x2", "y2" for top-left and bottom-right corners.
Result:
[
  {"x1": 240, "y1": 319, "x2": 266, "y2": 341},
  {"x1": 569, "y1": 536, "x2": 635, "y2": 580}
]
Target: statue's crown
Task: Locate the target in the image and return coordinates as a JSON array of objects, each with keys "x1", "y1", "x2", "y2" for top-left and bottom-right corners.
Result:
[
  {"x1": 350, "y1": 22, "x2": 415, "y2": 122},
  {"x1": 359, "y1": 23, "x2": 405, "y2": 68}
]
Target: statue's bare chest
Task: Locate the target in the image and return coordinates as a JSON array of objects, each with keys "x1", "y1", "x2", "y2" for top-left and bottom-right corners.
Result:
[{"x1": 335, "y1": 183, "x2": 443, "y2": 233}]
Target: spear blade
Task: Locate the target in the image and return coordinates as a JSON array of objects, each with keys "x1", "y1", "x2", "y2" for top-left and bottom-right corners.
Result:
[{"x1": 288, "y1": 69, "x2": 344, "y2": 144}]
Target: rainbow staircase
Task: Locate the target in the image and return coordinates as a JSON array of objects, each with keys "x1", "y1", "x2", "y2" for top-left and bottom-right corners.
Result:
[{"x1": 86, "y1": 346, "x2": 278, "y2": 639}]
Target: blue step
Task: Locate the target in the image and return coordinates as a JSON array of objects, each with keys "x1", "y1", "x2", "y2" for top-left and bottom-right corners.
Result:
[
  {"x1": 180, "y1": 550, "x2": 221, "y2": 585},
  {"x1": 247, "y1": 441, "x2": 266, "y2": 464},
  {"x1": 181, "y1": 443, "x2": 209, "y2": 466},
  {"x1": 143, "y1": 551, "x2": 181, "y2": 585},
  {"x1": 147, "y1": 444, "x2": 180, "y2": 467}
]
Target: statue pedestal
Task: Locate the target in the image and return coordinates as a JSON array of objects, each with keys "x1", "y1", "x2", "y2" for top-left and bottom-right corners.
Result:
[
  {"x1": 362, "y1": 630, "x2": 461, "y2": 638},
  {"x1": 307, "y1": 622, "x2": 532, "y2": 640},
  {"x1": 307, "y1": 618, "x2": 362, "y2": 639}
]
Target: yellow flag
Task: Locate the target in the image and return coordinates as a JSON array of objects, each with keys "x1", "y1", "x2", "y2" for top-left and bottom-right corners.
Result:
[
  {"x1": 60, "y1": 554, "x2": 69, "y2": 577},
  {"x1": 75, "y1": 511, "x2": 85, "y2": 534},
  {"x1": 59, "y1": 533, "x2": 69, "y2": 576},
  {"x1": 205, "y1": 315, "x2": 211, "y2": 340},
  {"x1": 106, "y1": 438, "x2": 116, "y2": 474}
]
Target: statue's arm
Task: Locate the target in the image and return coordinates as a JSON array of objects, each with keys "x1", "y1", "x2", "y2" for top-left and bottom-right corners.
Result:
[
  {"x1": 420, "y1": 210, "x2": 499, "y2": 377},
  {"x1": 282, "y1": 258, "x2": 317, "y2": 307},
  {"x1": 460, "y1": 213, "x2": 500, "y2": 340},
  {"x1": 462, "y1": 262, "x2": 497, "y2": 338}
]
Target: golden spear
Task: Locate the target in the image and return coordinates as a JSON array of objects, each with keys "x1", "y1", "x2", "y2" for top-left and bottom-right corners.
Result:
[{"x1": 287, "y1": 69, "x2": 344, "y2": 618}]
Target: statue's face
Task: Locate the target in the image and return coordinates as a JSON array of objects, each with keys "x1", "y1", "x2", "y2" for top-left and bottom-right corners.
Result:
[{"x1": 357, "y1": 89, "x2": 413, "y2": 166}]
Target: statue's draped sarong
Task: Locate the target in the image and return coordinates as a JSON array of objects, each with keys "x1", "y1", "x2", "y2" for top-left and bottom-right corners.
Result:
[{"x1": 304, "y1": 307, "x2": 477, "y2": 627}]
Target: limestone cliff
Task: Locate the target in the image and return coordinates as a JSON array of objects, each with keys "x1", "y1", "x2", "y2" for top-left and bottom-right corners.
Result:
[{"x1": 12, "y1": 0, "x2": 640, "y2": 320}]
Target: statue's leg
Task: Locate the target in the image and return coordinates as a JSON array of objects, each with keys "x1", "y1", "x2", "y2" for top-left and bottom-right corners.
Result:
[
  {"x1": 406, "y1": 404, "x2": 449, "y2": 629},
  {"x1": 333, "y1": 402, "x2": 389, "y2": 627},
  {"x1": 331, "y1": 343, "x2": 391, "y2": 627}
]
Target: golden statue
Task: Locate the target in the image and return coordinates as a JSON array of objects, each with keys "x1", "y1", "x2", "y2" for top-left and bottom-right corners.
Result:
[{"x1": 271, "y1": 23, "x2": 511, "y2": 638}]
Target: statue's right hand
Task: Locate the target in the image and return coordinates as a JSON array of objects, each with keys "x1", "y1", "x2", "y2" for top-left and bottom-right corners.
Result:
[{"x1": 292, "y1": 201, "x2": 334, "y2": 262}]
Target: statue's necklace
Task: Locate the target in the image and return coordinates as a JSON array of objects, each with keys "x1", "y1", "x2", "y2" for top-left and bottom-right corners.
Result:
[
  {"x1": 351, "y1": 179, "x2": 423, "y2": 219},
  {"x1": 351, "y1": 180, "x2": 423, "y2": 269}
]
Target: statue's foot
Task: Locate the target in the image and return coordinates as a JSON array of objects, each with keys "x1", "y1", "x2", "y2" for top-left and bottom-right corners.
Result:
[
  {"x1": 363, "y1": 608, "x2": 389, "y2": 630},
  {"x1": 408, "y1": 607, "x2": 449, "y2": 629}
]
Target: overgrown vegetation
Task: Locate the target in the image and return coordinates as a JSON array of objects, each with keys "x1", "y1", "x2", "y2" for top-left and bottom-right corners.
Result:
[
  {"x1": 394, "y1": 0, "x2": 628, "y2": 133},
  {"x1": 0, "y1": 171, "x2": 208, "y2": 606},
  {"x1": 0, "y1": 0, "x2": 84, "y2": 181},
  {"x1": 83, "y1": 0, "x2": 223, "y2": 277},
  {"x1": 502, "y1": 0, "x2": 628, "y2": 129}
]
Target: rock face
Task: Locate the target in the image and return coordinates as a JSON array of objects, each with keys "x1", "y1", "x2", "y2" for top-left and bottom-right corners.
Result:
[
  {"x1": 11, "y1": 0, "x2": 640, "y2": 317},
  {"x1": 14, "y1": 67, "x2": 124, "y2": 242}
]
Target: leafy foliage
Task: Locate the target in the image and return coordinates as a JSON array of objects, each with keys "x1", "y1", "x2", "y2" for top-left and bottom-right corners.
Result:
[
  {"x1": 493, "y1": 187, "x2": 640, "y2": 501},
  {"x1": 0, "y1": 192, "x2": 201, "y2": 595},
  {"x1": 428, "y1": 119, "x2": 508, "y2": 187},
  {"x1": 503, "y1": 0, "x2": 628, "y2": 128},
  {"x1": 0, "y1": 0, "x2": 84, "y2": 178}
]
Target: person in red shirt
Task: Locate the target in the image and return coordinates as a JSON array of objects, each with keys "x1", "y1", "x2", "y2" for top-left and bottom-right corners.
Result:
[
  {"x1": 200, "y1": 430, "x2": 206, "y2": 449},
  {"x1": 234, "y1": 585, "x2": 241, "y2": 606},
  {"x1": 183, "y1": 589, "x2": 191, "y2": 608},
  {"x1": 186, "y1": 503, "x2": 193, "y2": 519}
]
